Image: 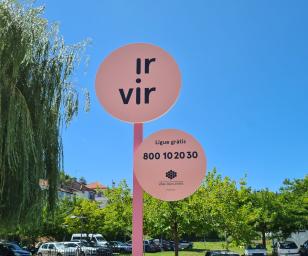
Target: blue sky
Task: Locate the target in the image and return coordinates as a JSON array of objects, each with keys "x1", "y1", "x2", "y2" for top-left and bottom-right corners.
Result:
[{"x1": 36, "y1": 0, "x2": 308, "y2": 191}]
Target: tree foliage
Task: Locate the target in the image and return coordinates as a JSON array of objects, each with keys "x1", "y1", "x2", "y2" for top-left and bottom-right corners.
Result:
[
  {"x1": 0, "y1": 0, "x2": 88, "y2": 229},
  {"x1": 248, "y1": 189, "x2": 282, "y2": 248},
  {"x1": 3, "y1": 174, "x2": 306, "y2": 248},
  {"x1": 101, "y1": 180, "x2": 132, "y2": 241},
  {"x1": 144, "y1": 169, "x2": 256, "y2": 255},
  {"x1": 63, "y1": 182, "x2": 133, "y2": 241},
  {"x1": 278, "y1": 176, "x2": 308, "y2": 236},
  {"x1": 64, "y1": 198, "x2": 104, "y2": 236}
]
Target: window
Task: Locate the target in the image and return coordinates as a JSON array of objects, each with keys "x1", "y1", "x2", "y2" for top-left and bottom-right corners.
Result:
[
  {"x1": 65, "y1": 243, "x2": 78, "y2": 248},
  {"x1": 280, "y1": 242, "x2": 297, "y2": 249},
  {"x1": 48, "y1": 244, "x2": 55, "y2": 250},
  {"x1": 8, "y1": 244, "x2": 22, "y2": 250}
]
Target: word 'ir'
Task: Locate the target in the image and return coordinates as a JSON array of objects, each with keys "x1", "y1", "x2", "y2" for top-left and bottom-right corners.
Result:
[{"x1": 119, "y1": 58, "x2": 157, "y2": 105}]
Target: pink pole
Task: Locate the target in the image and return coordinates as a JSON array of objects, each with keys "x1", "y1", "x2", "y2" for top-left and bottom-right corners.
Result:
[{"x1": 132, "y1": 123, "x2": 144, "y2": 256}]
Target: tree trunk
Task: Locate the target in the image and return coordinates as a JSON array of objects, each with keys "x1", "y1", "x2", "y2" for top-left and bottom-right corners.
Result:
[
  {"x1": 262, "y1": 230, "x2": 266, "y2": 249},
  {"x1": 173, "y1": 221, "x2": 179, "y2": 256},
  {"x1": 225, "y1": 231, "x2": 229, "y2": 250}
]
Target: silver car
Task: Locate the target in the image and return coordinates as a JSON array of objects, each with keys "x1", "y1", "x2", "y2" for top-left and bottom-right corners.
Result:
[
  {"x1": 37, "y1": 242, "x2": 75, "y2": 256},
  {"x1": 64, "y1": 242, "x2": 97, "y2": 256}
]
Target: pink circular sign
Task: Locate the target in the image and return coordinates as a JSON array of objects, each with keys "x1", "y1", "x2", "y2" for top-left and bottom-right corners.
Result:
[
  {"x1": 95, "y1": 43, "x2": 181, "y2": 123},
  {"x1": 135, "y1": 129, "x2": 206, "y2": 201}
]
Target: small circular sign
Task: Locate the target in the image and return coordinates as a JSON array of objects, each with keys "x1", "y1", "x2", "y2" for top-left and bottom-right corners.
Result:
[
  {"x1": 95, "y1": 43, "x2": 181, "y2": 123},
  {"x1": 134, "y1": 129, "x2": 206, "y2": 201}
]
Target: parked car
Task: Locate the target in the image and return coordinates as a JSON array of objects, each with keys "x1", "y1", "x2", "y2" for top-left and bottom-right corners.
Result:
[
  {"x1": 245, "y1": 244, "x2": 267, "y2": 256},
  {"x1": 205, "y1": 250, "x2": 240, "y2": 256},
  {"x1": 37, "y1": 242, "x2": 75, "y2": 256},
  {"x1": 143, "y1": 240, "x2": 160, "y2": 253},
  {"x1": 64, "y1": 241, "x2": 97, "y2": 256},
  {"x1": 70, "y1": 241, "x2": 112, "y2": 256},
  {"x1": 0, "y1": 242, "x2": 31, "y2": 256},
  {"x1": 94, "y1": 246, "x2": 112, "y2": 256},
  {"x1": 108, "y1": 241, "x2": 131, "y2": 254},
  {"x1": 148, "y1": 239, "x2": 162, "y2": 252},
  {"x1": 299, "y1": 240, "x2": 308, "y2": 256},
  {"x1": 272, "y1": 241, "x2": 300, "y2": 256},
  {"x1": 178, "y1": 240, "x2": 193, "y2": 250},
  {"x1": 151, "y1": 239, "x2": 174, "y2": 251},
  {"x1": 71, "y1": 234, "x2": 108, "y2": 248},
  {"x1": 161, "y1": 240, "x2": 174, "y2": 251}
]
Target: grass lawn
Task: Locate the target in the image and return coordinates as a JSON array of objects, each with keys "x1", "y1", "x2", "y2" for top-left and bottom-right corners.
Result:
[
  {"x1": 141, "y1": 241, "x2": 273, "y2": 256},
  {"x1": 143, "y1": 241, "x2": 237, "y2": 256}
]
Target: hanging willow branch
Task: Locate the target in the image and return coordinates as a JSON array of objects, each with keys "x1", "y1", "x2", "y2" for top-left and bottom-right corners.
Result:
[{"x1": 0, "y1": 0, "x2": 89, "y2": 230}]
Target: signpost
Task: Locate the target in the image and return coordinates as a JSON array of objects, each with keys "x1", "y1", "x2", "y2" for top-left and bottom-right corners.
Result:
[{"x1": 95, "y1": 43, "x2": 181, "y2": 256}]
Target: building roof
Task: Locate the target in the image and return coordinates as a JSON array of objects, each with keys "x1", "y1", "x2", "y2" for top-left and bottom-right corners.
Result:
[{"x1": 86, "y1": 181, "x2": 107, "y2": 190}]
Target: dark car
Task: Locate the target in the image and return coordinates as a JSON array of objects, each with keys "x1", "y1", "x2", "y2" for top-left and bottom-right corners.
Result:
[
  {"x1": 300, "y1": 240, "x2": 308, "y2": 256},
  {"x1": 179, "y1": 240, "x2": 193, "y2": 250},
  {"x1": 95, "y1": 246, "x2": 113, "y2": 256},
  {"x1": 143, "y1": 240, "x2": 160, "y2": 253},
  {"x1": 205, "y1": 250, "x2": 240, "y2": 256},
  {"x1": 0, "y1": 243, "x2": 31, "y2": 256},
  {"x1": 109, "y1": 241, "x2": 132, "y2": 254},
  {"x1": 160, "y1": 240, "x2": 174, "y2": 251},
  {"x1": 148, "y1": 239, "x2": 161, "y2": 252}
]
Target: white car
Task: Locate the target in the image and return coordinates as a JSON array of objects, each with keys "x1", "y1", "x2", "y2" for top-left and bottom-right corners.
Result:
[
  {"x1": 37, "y1": 242, "x2": 75, "y2": 256},
  {"x1": 71, "y1": 234, "x2": 108, "y2": 247},
  {"x1": 245, "y1": 244, "x2": 267, "y2": 256},
  {"x1": 64, "y1": 241, "x2": 97, "y2": 256},
  {"x1": 272, "y1": 241, "x2": 300, "y2": 256}
]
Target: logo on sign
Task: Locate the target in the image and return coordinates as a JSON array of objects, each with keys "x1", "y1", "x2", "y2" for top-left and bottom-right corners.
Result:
[{"x1": 166, "y1": 170, "x2": 177, "y2": 180}]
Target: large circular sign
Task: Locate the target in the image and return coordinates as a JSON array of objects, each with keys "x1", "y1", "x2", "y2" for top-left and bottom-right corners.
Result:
[
  {"x1": 135, "y1": 129, "x2": 206, "y2": 201},
  {"x1": 95, "y1": 43, "x2": 181, "y2": 123}
]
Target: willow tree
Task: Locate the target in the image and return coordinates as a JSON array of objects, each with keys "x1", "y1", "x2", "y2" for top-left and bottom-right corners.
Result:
[{"x1": 0, "y1": 0, "x2": 89, "y2": 230}]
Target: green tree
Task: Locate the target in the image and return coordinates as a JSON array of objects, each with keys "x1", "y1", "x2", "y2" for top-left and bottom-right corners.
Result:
[
  {"x1": 64, "y1": 199, "x2": 104, "y2": 237},
  {"x1": 248, "y1": 189, "x2": 281, "y2": 248},
  {"x1": 277, "y1": 176, "x2": 308, "y2": 237},
  {"x1": 1, "y1": 197, "x2": 75, "y2": 244},
  {"x1": 249, "y1": 176, "x2": 308, "y2": 248},
  {"x1": 144, "y1": 194, "x2": 192, "y2": 256},
  {"x1": 144, "y1": 169, "x2": 256, "y2": 255},
  {"x1": 201, "y1": 170, "x2": 255, "y2": 247},
  {"x1": 101, "y1": 180, "x2": 132, "y2": 241},
  {"x1": 0, "y1": 0, "x2": 88, "y2": 229}
]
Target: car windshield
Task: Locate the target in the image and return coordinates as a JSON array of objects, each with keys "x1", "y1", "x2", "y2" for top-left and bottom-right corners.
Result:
[
  {"x1": 55, "y1": 243, "x2": 65, "y2": 249},
  {"x1": 65, "y1": 244, "x2": 78, "y2": 248},
  {"x1": 280, "y1": 242, "x2": 297, "y2": 249},
  {"x1": 7, "y1": 244, "x2": 22, "y2": 250},
  {"x1": 96, "y1": 237, "x2": 105, "y2": 242},
  {"x1": 246, "y1": 244, "x2": 265, "y2": 249},
  {"x1": 117, "y1": 242, "x2": 126, "y2": 246}
]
